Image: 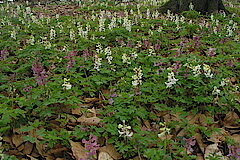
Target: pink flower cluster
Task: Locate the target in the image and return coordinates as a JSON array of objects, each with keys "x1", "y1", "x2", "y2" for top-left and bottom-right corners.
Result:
[
  {"x1": 0, "y1": 49, "x2": 8, "y2": 61},
  {"x1": 32, "y1": 58, "x2": 48, "y2": 85},
  {"x1": 183, "y1": 136, "x2": 196, "y2": 153},
  {"x1": 80, "y1": 134, "x2": 100, "y2": 160},
  {"x1": 65, "y1": 51, "x2": 76, "y2": 69}
]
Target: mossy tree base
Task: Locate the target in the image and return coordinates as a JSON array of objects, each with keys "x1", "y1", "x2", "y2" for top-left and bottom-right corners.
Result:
[{"x1": 159, "y1": 0, "x2": 230, "y2": 14}]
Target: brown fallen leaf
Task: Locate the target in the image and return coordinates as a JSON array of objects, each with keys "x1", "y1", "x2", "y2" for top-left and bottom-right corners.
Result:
[
  {"x1": 229, "y1": 134, "x2": 240, "y2": 143},
  {"x1": 99, "y1": 144, "x2": 122, "y2": 159},
  {"x1": 188, "y1": 113, "x2": 200, "y2": 125},
  {"x1": 159, "y1": 134, "x2": 173, "y2": 141},
  {"x1": 207, "y1": 128, "x2": 229, "y2": 143},
  {"x1": 2, "y1": 136, "x2": 11, "y2": 143},
  {"x1": 98, "y1": 152, "x2": 114, "y2": 160},
  {"x1": 72, "y1": 104, "x2": 94, "y2": 115},
  {"x1": 72, "y1": 108, "x2": 82, "y2": 116},
  {"x1": 223, "y1": 111, "x2": 239, "y2": 126},
  {"x1": 8, "y1": 149, "x2": 24, "y2": 156},
  {"x1": 143, "y1": 120, "x2": 151, "y2": 129},
  {"x1": 27, "y1": 155, "x2": 38, "y2": 160},
  {"x1": 204, "y1": 143, "x2": 226, "y2": 160},
  {"x1": 77, "y1": 116, "x2": 102, "y2": 126},
  {"x1": 45, "y1": 155, "x2": 55, "y2": 160},
  {"x1": 17, "y1": 144, "x2": 24, "y2": 152},
  {"x1": 48, "y1": 144, "x2": 68, "y2": 157},
  {"x1": 198, "y1": 113, "x2": 214, "y2": 127},
  {"x1": 23, "y1": 142, "x2": 34, "y2": 154},
  {"x1": 69, "y1": 140, "x2": 86, "y2": 160},
  {"x1": 196, "y1": 153, "x2": 205, "y2": 160},
  {"x1": 11, "y1": 134, "x2": 24, "y2": 148},
  {"x1": 30, "y1": 146, "x2": 41, "y2": 158},
  {"x1": 35, "y1": 140, "x2": 47, "y2": 157},
  {"x1": 84, "y1": 98, "x2": 99, "y2": 103},
  {"x1": 194, "y1": 133, "x2": 206, "y2": 154}
]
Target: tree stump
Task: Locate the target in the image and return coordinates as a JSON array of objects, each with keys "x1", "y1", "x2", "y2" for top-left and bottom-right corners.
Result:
[{"x1": 159, "y1": 0, "x2": 230, "y2": 14}]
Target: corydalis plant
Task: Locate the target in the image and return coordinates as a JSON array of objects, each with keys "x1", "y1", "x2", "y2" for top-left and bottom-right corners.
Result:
[
  {"x1": 183, "y1": 136, "x2": 196, "y2": 153},
  {"x1": 32, "y1": 57, "x2": 48, "y2": 85},
  {"x1": 228, "y1": 144, "x2": 240, "y2": 160},
  {"x1": 132, "y1": 67, "x2": 143, "y2": 87},
  {"x1": 118, "y1": 120, "x2": 133, "y2": 137},
  {"x1": 65, "y1": 51, "x2": 76, "y2": 70},
  {"x1": 0, "y1": 49, "x2": 8, "y2": 61},
  {"x1": 165, "y1": 71, "x2": 178, "y2": 88},
  {"x1": 81, "y1": 134, "x2": 100, "y2": 160}
]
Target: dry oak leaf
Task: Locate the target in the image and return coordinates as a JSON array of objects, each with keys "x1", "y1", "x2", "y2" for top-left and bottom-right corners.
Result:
[
  {"x1": 194, "y1": 133, "x2": 207, "y2": 154},
  {"x1": 223, "y1": 111, "x2": 239, "y2": 126},
  {"x1": 204, "y1": 143, "x2": 227, "y2": 160},
  {"x1": 23, "y1": 142, "x2": 34, "y2": 155},
  {"x1": 84, "y1": 97, "x2": 99, "y2": 103},
  {"x1": 229, "y1": 134, "x2": 240, "y2": 143},
  {"x1": 35, "y1": 140, "x2": 47, "y2": 157},
  {"x1": 11, "y1": 134, "x2": 24, "y2": 148},
  {"x1": 99, "y1": 144, "x2": 122, "y2": 159},
  {"x1": 27, "y1": 155, "x2": 38, "y2": 160},
  {"x1": 98, "y1": 152, "x2": 114, "y2": 160},
  {"x1": 198, "y1": 113, "x2": 214, "y2": 127},
  {"x1": 77, "y1": 116, "x2": 102, "y2": 126},
  {"x1": 207, "y1": 128, "x2": 229, "y2": 143},
  {"x1": 72, "y1": 103, "x2": 93, "y2": 115},
  {"x1": 69, "y1": 140, "x2": 86, "y2": 160},
  {"x1": 187, "y1": 113, "x2": 200, "y2": 125},
  {"x1": 196, "y1": 153, "x2": 205, "y2": 160}
]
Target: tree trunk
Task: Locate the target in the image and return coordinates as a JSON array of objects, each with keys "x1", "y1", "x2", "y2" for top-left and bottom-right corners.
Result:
[{"x1": 159, "y1": 0, "x2": 230, "y2": 14}]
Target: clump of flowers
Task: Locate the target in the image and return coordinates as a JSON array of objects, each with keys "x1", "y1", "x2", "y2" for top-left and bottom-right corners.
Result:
[
  {"x1": 10, "y1": 29, "x2": 16, "y2": 39},
  {"x1": 184, "y1": 63, "x2": 214, "y2": 78},
  {"x1": 50, "y1": 28, "x2": 56, "y2": 40},
  {"x1": 132, "y1": 66, "x2": 143, "y2": 87},
  {"x1": 0, "y1": 49, "x2": 8, "y2": 61},
  {"x1": 122, "y1": 53, "x2": 131, "y2": 64},
  {"x1": 23, "y1": 85, "x2": 32, "y2": 92},
  {"x1": 64, "y1": 51, "x2": 76, "y2": 70},
  {"x1": 165, "y1": 71, "x2": 178, "y2": 88},
  {"x1": 158, "y1": 122, "x2": 171, "y2": 138},
  {"x1": 207, "y1": 48, "x2": 216, "y2": 57},
  {"x1": 183, "y1": 136, "x2": 196, "y2": 153},
  {"x1": 118, "y1": 120, "x2": 133, "y2": 137},
  {"x1": 32, "y1": 57, "x2": 48, "y2": 85},
  {"x1": 190, "y1": 65, "x2": 201, "y2": 77},
  {"x1": 212, "y1": 86, "x2": 220, "y2": 95},
  {"x1": 27, "y1": 35, "x2": 35, "y2": 45},
  {"x1": 203, "y1": 64, "x2": 213, "y2": 78},
  {"x1": 228, "y1": 144, "x2": 240, "y2": 160},
  {"x1": 70, "y1": 29, "x2": 76, "y2": 42},
  {"x1": 220, "y1": 78, "x2": 229, "y2": 87},
  {"x1": 93, "y1": 54, "x2": 102, "y2": 71},
  {"x1": 62, "y1": 78, "x2": 72, "y2": 90},
  {"x1": 80, "y1": 134, "x2": 100, "y2": 160},
  {"x1": 104, "y1": 47, "x2": 113, "y2": 64}
]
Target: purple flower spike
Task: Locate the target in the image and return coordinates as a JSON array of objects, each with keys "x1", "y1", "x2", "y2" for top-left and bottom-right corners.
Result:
[
  {"x1": 0, "y1": 49, "x2": 9, "y2": 61},
  {"x1": 228, "y1": 144, "x2": 240, "y2": 160},
  {"x1": 32, "y1": 58, "x2": 48, "y2": 85},
  {"x1": 82, "y1": 134, "x2": 100, "y2": 160},
  {"x1": 207, "y1": 48, "x2": 216, "y2": 57},
  {"x1": 183, "y1": 136, "x2": 196, "y2": 153},
  {"x1": 193, "y1": 36, "x2": 200, "y2": 47}
]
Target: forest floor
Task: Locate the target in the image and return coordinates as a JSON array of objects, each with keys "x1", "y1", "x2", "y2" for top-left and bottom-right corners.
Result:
[{"x1": 0, "y1": 0, "x2": 239, "y2": 160}]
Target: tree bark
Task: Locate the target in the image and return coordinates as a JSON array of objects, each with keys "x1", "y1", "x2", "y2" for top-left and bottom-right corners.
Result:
[{"x1": 159, "y1": 0, "x2": 230, "y2": 14}]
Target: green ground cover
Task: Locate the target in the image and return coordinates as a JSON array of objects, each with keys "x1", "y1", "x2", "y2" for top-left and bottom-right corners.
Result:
[{"x1": 0, "y1": 0, "x2": 239, "y2": 159}]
